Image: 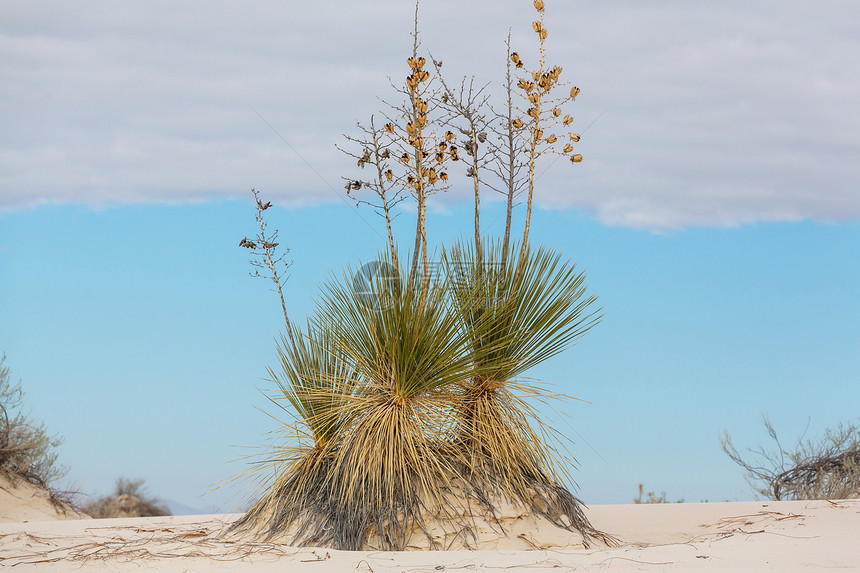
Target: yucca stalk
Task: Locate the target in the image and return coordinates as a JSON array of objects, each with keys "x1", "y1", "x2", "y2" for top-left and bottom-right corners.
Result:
[
  {"x1": 313, "y1": 253, "x2": 474, "y2": 550},
  {"x1": 228, "y1": 324, "x2": 353, "y2": 544},
  {"x1": 444, "y1": 238, "x2": 607, "y2": 545}
]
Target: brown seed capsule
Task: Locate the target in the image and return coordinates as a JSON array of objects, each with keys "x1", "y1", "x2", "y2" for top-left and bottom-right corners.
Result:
[
  {"x1": 563, "y1": 144, "x2": 573, "y2": 153},
  {"x1": 546, "y1": 134, "x2": 557, "y2": 143},
  {"x1": 445, "y1": 130, "x2": 454, "y2": 141},
  {"x1": 516, "y1": 61, "x2": 524, "y2": 69},
  {"x1": 563, "y1": 115, "x2": 573, "y2": 125},
  {"x1": 570, "y1": 154, "x2": 583, "y2": 163},
  {"x1": 553, "y1": 108, "x2": 562, "y2": 117},
  {"x1": 570, "y1": 86, "x2": 581, "y2": 99},
  {"x1": 438, "y1": 142, "x2": 448, "y2": 151},
  {"x1": 416, "y1": 56, "x2": 426, "y2": 68},
  {"x1": 512, "y1": 118, "x2": 524, "y2": 128},
  {"x1": 540, "y1": 28, "x2": 548, "y2": 40},
  {"x1": 435, "y1": 152, "x2": 444, "y2": 162},
  {"x1": 570, "y1": 133, "x2": 581, "y2": 142},
  {"x1": 517, "y1": 78, "x2": 530, "y2": 90},
  {"x1": 510, "y1": 52, "x2": 521, "y2": 64},
  {"x1": 440, "y1": 171, "x2": 448, "y2": 181},
  {"x1": 385, "y1": 169, "x2": 393, "y2": 180},
  {"x1": 385, "y1": 123, "x2": 394, "y2": 133},
  {"x1": 534, "y1": 0, "x2": 544, "y2": 10},
  {"x1": 527, "y1": 107, "x2": 539, "y2": 118},
  {"x1": 528, "y1": 92, "x2": 540, "y2": 104},
  {"x1": 532, "y1": 21, "x2": 542, "y2": 33},
  {"x1": 407, "y1": 57, "x2": 418, "y2": 69},
  {"x1": 401, "y1": 153, "x2": 410, "y2": 163}
]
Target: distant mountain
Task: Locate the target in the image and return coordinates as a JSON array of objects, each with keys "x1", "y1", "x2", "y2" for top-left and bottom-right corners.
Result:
[{"x1": 163, "y1": 499, "x2": 221, "y2": 516}]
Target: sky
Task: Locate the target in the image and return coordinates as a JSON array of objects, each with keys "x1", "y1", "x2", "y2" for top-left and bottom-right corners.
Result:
[{"x1": 1, "y1": 1, "x2": 859, "y2": 511}]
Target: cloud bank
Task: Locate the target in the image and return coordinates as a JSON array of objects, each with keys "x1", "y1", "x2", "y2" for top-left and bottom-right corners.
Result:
[{"x1": 2, "y1": 0, "x2": 859, "y2": 228}]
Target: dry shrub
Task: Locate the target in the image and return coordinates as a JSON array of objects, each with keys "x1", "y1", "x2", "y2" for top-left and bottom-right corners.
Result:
[
  {"x1": 82, "y1": 477, "x2": 171, "y2": 518},
  {"x1": 722, "y1": 418, "x2": 860, "y2": 501},
  {"x1": 0, "y1": 354, "x2": 73, "y2": 511}
]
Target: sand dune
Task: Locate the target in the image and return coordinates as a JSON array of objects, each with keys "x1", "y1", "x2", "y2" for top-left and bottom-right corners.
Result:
[
  {"x1": 0, "y1": 476, "x2": 88, "y2": 523},
  {"x1": 1, "y1": 498, "x2": 857, "y2": 571}
]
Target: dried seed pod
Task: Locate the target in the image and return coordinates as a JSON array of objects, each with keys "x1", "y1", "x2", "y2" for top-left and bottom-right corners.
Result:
[
  {"x1": 570, "y1": 154, "x2": 583, "y2": 163},
  {"x1": 527, "y1": 107, "x2": 539, "y2": 118},
  {"x1": 563, "y1": 115, "x2": 574, "y2": 125},
  {"x1": 435, "y1": 151, "x2": 444, "y2": 162},
  {"x1": 438, "y1": 142, "x2": 448, "y2": 151},
  {"x1": 512, "y1": 118, "x2": 524, "y2": 128},
  {"x1": 570, "y1": 86, "x2": 581, "y2": 99},
  {"x1": 534, "y1": 0, "x2": 544, "y2": 10},
  {"x1": 510, "y1": 52, "x2": 521, "y2": 64},
  {"x1": 546, "y1": 134, "x2": 557, "y2": 143},
  {"x1": 552, "y1": 107, "x2": 562, "y2": 117},
  {"x1": 477, "y1": 131, "x2": 487, "y2": 143},
  {"x1": 563, "y1": 143, "x2": 573, "y2": 153},
  {"x1": 380, "y1": 149, "x2": 390, "y2": 159},
  {"x1": 532, "y1": 21, "x2": 542, "y2": 33},
  {"x1": 384, "y1": 169, "x2": 393, "y2": 180},
  {"x1": 569, "y1": 133, "x2": 581, "y2": 142},
  {"x1": 385, "y1": 123, "x2": 394, "y2": 133},
  {"x1": 529, "y1": 92, "x2": 540, "y2": 104},
  {"x1": 516, "y1": 60, "x2": 524, "y2": 69},
  {"x1": 445, "y1": 130, "x2": 454, "y2": 141},
  {"x1": 540, "y1": 28, "x2": 548, "y2": 40},
  {"x1": 440, "y1": 171, "x2": 448, "y2": 181},
  {"x1": 401, "y1": 153, "x2": 410, "y2": 163},
  {"x1": 416, "y1": 56, "x2": 426, "y2": 68}
]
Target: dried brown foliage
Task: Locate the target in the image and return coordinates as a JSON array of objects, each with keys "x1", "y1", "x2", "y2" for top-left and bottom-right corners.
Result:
[{"x1": 722, "y1": 419, "x2": 860, "y2": 501}]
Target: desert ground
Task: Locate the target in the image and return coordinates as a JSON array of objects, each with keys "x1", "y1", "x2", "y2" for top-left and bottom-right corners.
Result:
[{"x1": 1, "y1": 477, "x2": 858, "y2": 571}]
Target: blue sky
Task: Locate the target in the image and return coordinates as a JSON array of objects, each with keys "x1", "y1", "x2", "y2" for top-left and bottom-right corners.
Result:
[{"x1": 2, "y1": 0, "x2": 859, "y2": 510}]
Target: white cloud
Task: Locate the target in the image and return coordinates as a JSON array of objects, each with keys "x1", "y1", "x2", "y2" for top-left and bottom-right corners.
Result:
[{"x1": 1, "y1": 0, "x2": 859, "y2": 228}]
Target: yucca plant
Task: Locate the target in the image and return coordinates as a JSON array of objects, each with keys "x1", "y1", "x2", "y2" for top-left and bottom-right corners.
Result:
[
  {"x1": 310, "y1": 254, "x2": 479, "y2": 549},
  {"x1": 233, "y1": 0, "x2": 613, "y2": 551},
  {"x1": 444, "y1": 238, "x2": 606, "y2": 545}
]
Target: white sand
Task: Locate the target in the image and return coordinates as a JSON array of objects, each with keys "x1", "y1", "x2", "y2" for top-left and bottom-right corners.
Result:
[{"x1": 1, "y1": 498, "x2": 858, "y2": 571}]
